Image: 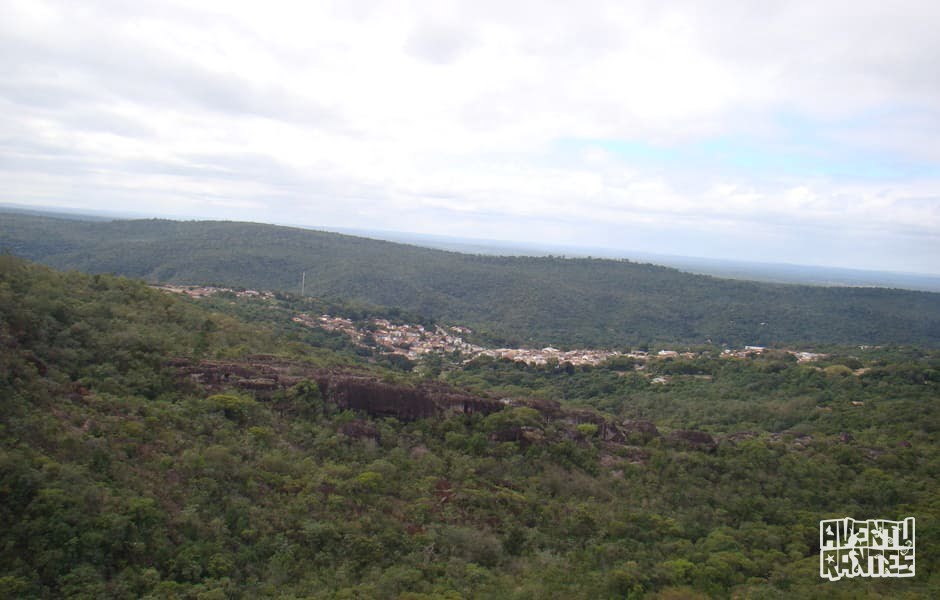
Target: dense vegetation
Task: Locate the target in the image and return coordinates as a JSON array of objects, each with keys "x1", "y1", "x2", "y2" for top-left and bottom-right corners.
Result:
[
  {"x1": 2, "y1": 257, "x2": 938, "y2": 598},
  {"x1": 4, "y1": 212, "x2": 940, "y2": 348}
]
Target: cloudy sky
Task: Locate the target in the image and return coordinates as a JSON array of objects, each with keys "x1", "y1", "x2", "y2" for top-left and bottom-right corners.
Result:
[{"x1": 2, "y1": 0, "x2": 939, "y2": 273}]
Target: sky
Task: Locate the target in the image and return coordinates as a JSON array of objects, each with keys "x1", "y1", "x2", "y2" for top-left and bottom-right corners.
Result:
[{"x1": 2, "y1": 0, "x2": 939, "y2": 274}]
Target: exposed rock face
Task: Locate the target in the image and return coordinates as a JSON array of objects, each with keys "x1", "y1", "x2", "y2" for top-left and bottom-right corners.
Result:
[
  {"x1": 237, "y1": 378, "x2": 278, "y2": 391},
  {"x1": 314, "y1": 374, "x2": 502, "y2": 420},
  {"x1": 621, "y1": 446, "x2": 652, "y2": 465},
  {"x1": 315, "y1": 374, "x2": 437, "y2": 420},
  {"x1": 791, "y1": 434, "x2": 813, "y2": 449},
  {"x1": 511, "y1": 397, "x2": 563, "y2": 417},
  {"x1": 666, "y1": 430, "x2": 718, "y2": 452},
  {"x1": 596, "y1": 422, "x2": 627, "y2": 443},
  {"x1": 622, "y1": 420, "x2": 661, "y2": 443},
  {"x1": 340, "y1": 420, "x2": 380, "y2": 441},
  {"x1": 724, "y1": 431, "x2": 759, "y2": 444},
  {"x1": 170, "y1": 357, "x2": 277, "y2": 387},
  {"x1": 168, "y1": 357, "x2": 698, "y2": 454},
  {"x1": 562, "y1": 410, "x2": 651, "y2": 444},
  {"x1": 169, "y1": 357, "x2": 503, "y2": 421},
  {"x1": 490, "y1": 426, "x2": 524, "y2": 443},
  {"x1": 565, "y1": 409, "x2": 606, "y2": 426},
  {"x1": 489, "y1": 426, "x2": 545, "y2": 446}
]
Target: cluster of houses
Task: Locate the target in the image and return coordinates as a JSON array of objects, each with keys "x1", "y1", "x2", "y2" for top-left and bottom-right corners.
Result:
[
  {"x1": 294, "y1": 314, "x2": 484, "y2": 360},
  {"x1": 720, "y1": 346, "x2": 826, "y2": 362},
  {"x1": 154, "y1": 283, "x2": 830, "y2": 369},
  {"x1": 294, "y1": 313, "x2": 828, "y2": 368},
  {"x1": 156, "y1": 284, "x2": 275, "y2": 300},
  {"x1": 296, "y1": 313, "x2": 623, "y2": 365},
  {"x1": 477, "y1": 346, "x2": 626, "y2": 366}
]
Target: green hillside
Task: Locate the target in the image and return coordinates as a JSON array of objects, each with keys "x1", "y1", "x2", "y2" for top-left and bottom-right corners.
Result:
[
  {"x1": 3, "y1": 212, "x2": 940, "y2": 348},
  {"x1": 2, "y1": 257, "x2": 939, "y2": 598}
]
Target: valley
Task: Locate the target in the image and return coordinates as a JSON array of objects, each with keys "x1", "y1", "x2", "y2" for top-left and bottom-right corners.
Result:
[{"x1": 1, "y1": 231, "x2": 938, "y2": 598}]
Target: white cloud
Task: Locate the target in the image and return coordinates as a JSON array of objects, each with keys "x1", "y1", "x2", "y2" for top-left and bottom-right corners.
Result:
[{"x1": 1, "y1": 0, "x2": 939, "y2": 272}]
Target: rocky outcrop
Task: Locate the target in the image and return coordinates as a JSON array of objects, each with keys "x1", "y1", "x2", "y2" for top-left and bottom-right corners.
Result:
[
  {"x1": 489, "y1": 426, "x2": 525, "y2": 443},
  {"x1": 510, "y1": 397, "x2": 564, "y2": 417},
  {"x1": 237, "y1": 378, "x2": 278, "y2": 391},
  {"x1": 170, "y1": 358, "x2": 279, "y2": 387},
  {"x1": 666, "y1": 430, "x2": 718, "y2": 452},
  {"x1": 621, "y1": 420, "x2": 661, "y2": 443},
  {"x1": 315, "y1": 374, "x2": 438, "y2": 420},
  {"x1": 168, "y1": 357, "x2": 503, "y2": 421},
  {"x1": 340, "y1": 420, "x2": 380, "y2": 441},
  {"x1": 564, "y1": 409, "x2": 606, "y2": 426},
  {"x1": 724, "y1": 431, "x2": 759, "y2": 444},
  {"x1": 313, "y1": 374, "x2": 503, "y2": 421},
  {"x1": 596, "y1": 422, "x2": 628, "y2": 443},
  {"x1": 168, "y1": 357, "x2": 717, "y2": 455},
  {"x1": 489, "y1": 426, "x2": 546, "y2": 447}
]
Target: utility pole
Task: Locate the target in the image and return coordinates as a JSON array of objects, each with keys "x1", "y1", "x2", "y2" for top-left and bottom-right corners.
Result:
[{"x1": 301, "y1": 271, "x2": 305, "y2": 296}]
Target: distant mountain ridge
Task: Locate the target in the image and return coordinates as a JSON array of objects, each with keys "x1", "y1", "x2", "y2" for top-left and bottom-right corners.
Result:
[
  {"x1": 330, "y1": 226, "x2": 940, "y2": 292},
  {"x1": 3, "y1": 212, "x2": 940, "y2": 347}
]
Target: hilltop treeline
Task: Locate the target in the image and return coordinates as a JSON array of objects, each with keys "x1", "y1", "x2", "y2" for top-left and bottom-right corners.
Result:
[{"x1": 4, "y1": 213, "x2": 940, "y2": 348}]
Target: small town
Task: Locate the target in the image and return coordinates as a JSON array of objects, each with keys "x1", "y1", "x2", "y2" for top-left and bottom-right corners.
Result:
[
  {"x1": 155, "y1": 284, "x2": 275, "y2": 300},
  {"x1": 295, "y1": 313, "x2": 827, "y2": 367},
  {"x1": 154, "y1": 285, "x2": 828, "y2": 367}
]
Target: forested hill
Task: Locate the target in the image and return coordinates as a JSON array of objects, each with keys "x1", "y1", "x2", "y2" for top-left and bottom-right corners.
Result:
[
  {"x1": 3, "y1": 212, "x2": 940, "y2": 348},
  {"x1": 2, "y1": 256, "x2": 939, "y2": 597}
]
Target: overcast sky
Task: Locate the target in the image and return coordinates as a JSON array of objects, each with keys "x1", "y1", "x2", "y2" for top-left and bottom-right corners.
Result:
[{"x1": 2, "y1": 0, "x2": 939, "y2": 274}]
